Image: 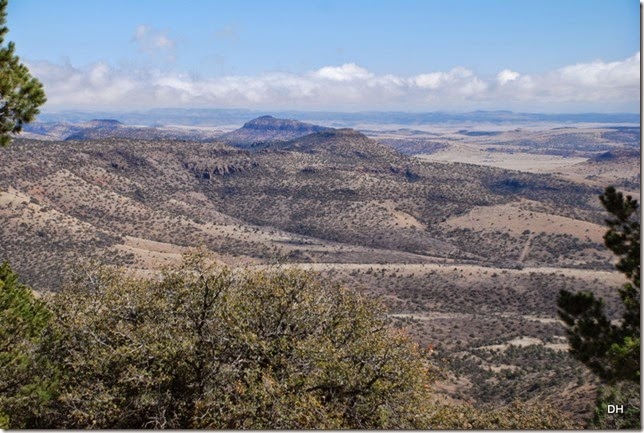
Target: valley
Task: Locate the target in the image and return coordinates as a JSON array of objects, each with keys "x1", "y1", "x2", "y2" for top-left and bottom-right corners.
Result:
[{"x1": 2, "y1": 114, "x2": 640, "y2": 423}]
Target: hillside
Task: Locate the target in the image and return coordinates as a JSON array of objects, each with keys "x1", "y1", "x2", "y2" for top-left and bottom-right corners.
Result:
[
  {"x1": 1, "y1": 129, "x2": 612, "y2": 285},
  {"x1": 369, "y1": 125, "x2": 640, "y2": 195}
]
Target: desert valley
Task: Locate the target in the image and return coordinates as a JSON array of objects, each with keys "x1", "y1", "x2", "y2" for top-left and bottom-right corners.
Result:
[{"x1": 2, "y1": 111, "x2": 639, "y2": 423}]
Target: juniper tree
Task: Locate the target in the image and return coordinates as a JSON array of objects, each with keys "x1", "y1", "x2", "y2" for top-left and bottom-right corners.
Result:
[
  {"x1": 557, "y1": 186, "x2": 640, "y2": 383},
  {"x1": 0, "y1": 262, "x2": 55, "y2": 428},
  {"x1": 0, "y1": 0, "x2": 46, "y2": 147},
  {"x1": 557, "y1": 186, "x2": 640, "y2": 428}
]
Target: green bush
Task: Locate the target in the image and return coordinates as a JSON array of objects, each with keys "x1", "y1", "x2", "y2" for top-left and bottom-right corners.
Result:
[
  {"x1": 6, "y1": 253, "x2": 436, "y2": 428},
  {"x1": 0, "y1": 261, "x2": 55, "y2": 428},
  {"x1": 1, "y1": 253, "x2": 577, "y2": 429}
]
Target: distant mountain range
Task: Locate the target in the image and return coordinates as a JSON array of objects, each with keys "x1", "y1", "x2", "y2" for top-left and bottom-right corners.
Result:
[
  {"x1": 23, "y1": 109, "x2": 640, "y2": 147},
  {"x1": 30, "y1": 109, "x2": 640, "y2": 129}
]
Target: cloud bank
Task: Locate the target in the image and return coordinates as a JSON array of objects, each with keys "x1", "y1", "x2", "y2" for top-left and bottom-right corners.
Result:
[{"x1": 27, "y1": 52, "x2": 640, "y2": 112}]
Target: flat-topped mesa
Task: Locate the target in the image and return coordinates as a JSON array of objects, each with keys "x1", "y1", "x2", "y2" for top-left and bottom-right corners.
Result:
[
  {"x1": 221, "y1": 116, "x2": 332, "y2": 148},
  {"x1": 242, "y1": 115, "x2": 329, "y2": 133},
  {"x1": 83, "y1": 119, "x2": 123, "y2": 128},
  {"x1": 591, "y1": 148, "x2": 641, "y2": 162}
]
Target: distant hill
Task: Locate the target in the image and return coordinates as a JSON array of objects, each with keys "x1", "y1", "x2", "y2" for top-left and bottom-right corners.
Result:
[
  {"x1": 279, "y1": 128, "x2": 402, "y2": 162},
  {"x1": 84, "y1": 119, "x2": 123, "y2": 128},
  {"x1": 65, "y1": 119, "x2": 124, "y2": 140},
  {"x1": 20, "y1": 122, "x2": 85, "y2": 141},
  {"x1": 220, "y1": 115, "x2": 331, "y2": 148},
  {"x1": 591, "y1": 148, "x2": 641, "y2": 162},
  {"x1": 22, "y1": 120, "x2": 224, "y2": 142}
]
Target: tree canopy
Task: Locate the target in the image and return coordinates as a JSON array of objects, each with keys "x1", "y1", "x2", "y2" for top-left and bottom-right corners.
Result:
[
  {"x1": 558, "y1": 186, "x2": 640, "y2": 428},
  {"x1": 0, "y1": 261, "x2": 54, "y2": 428},
  {"x1": 0, "y1": 0, "x2": 46, "y2": 146},
  {"x1": 0, "y1": 254, "x2": 577, "y2": 429},
  {"x1": 557, "y1": 186, "x2": 640, "y2": 384},
  {"x1": 3, "y1": 255, "x2": 437, "y2": 428}
]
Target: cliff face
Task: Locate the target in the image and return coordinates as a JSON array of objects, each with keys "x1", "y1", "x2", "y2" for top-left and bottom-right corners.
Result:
[
  {"x1": 184, "y1": 160, "x2": 260, "y2": 179},
  {"x1": 241, "y1": 116, "x2": 328, "y2": 132}
]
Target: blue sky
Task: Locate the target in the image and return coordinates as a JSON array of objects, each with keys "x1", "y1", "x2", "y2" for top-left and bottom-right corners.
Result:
[{"x1": 7, "y1": 0, "x2": 641, "y2": 112}]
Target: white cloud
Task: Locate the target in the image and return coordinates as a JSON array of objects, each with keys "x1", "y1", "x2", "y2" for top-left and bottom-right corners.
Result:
[
  {"x1": 491, "y1": 52, "x2": 640, "y2": 107},
  {"x1": 26, "y1": 53, "x2": 640, "y2": 112},
  {"x1": 412, "y1": 67, "x2": 475, "y2": 90},
  {"x1": 313, "y1": 63, "x2": 374, "y2": 82},
  {"x1": 556, "y1": 52, "x2": 640, "y2": 87},
  {"x1": 26, "y1": 61, "x2": 136, "y2": 107},
  {"x1": 497, "y1": 69, "x2": 520, "y2": 85},
  {"x1": 133, "y1": 24, "x2": 149, "y2": 41}
]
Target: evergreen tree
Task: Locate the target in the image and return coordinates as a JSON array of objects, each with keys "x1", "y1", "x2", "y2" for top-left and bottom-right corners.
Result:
[
  {"x1": 0, "y1": 0, "x2": 46, "y2": 147},
  {"x1": 557, "y1": 186, "x2": 640, "y2": 383},
  {"x1": 558, "y1": 186, "x2": 640, "y2": 428},
  {"x1": 0, "y1": 261, "x2": 55, "y2": 428}
]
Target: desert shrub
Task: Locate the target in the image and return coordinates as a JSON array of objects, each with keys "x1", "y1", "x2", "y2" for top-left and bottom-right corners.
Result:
[
  {"x1": 4, "y1": 253, "x2": 436, "y2": 428},
  {"x1": 0, "y1": 261, "x2": 55, "y2": 428},
  {"x1": 427, "y1": 400, "x2": 579, "y2": 429},
  {"x1": 1, "y1": 252, "x2": 578, "y2": 429}
]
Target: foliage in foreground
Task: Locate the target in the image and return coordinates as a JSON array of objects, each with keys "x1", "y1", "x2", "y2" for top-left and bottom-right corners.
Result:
[
  {"x1": 427, "y1": 400, "x2": 578, "y2": 429},
  {"x1": 0, "y1": 254, "x2": 577, "y2": 429},
  {"x1": 3, "y1": 254, "x2": 438, "y2": 428},
  {"x1": 557, "y1": 186, "x2": 641, "y2": 428},
  {"x1": 0, "y1": 261, "x2": 54, "y2": 428},
  {"x1": 558, "y1": 186, "x2": 640, "y2": 384}
]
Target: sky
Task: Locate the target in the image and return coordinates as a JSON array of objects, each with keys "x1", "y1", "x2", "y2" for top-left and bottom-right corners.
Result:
[{"x1": 7, "y1": 0, "x2": 641, "y2": 113}]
